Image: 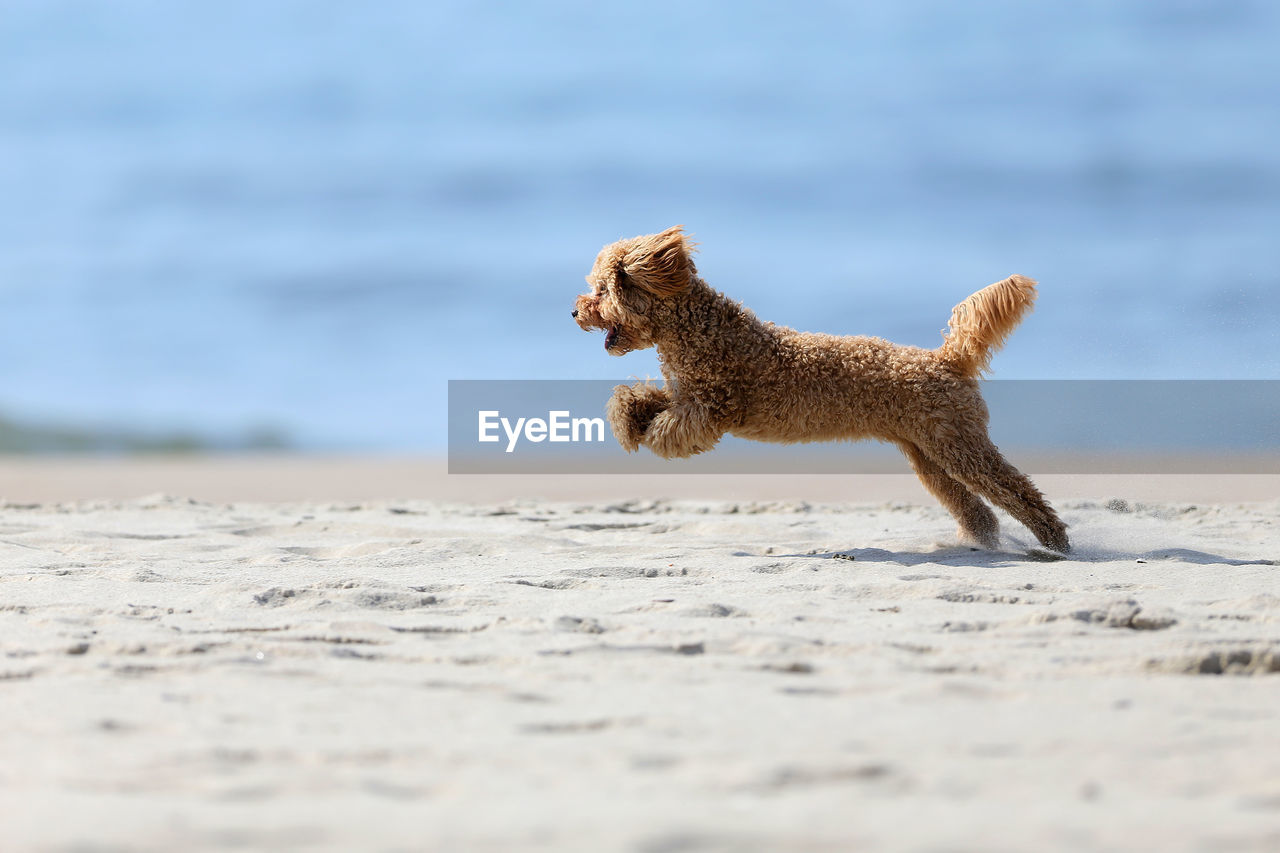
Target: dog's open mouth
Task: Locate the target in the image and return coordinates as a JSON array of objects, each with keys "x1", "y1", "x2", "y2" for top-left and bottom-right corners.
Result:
[{"x1": 604, "y1": 326, "x2": 620, "y2": 350}]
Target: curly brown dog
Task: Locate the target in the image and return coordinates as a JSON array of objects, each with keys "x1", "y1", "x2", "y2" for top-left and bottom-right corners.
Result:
[{"x1": 573, "y1": 226, "x2": 1069, "y2": 553}]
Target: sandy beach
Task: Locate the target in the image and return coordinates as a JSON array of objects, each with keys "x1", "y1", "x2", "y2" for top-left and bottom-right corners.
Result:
[
  {"x1": 0, "y1": 457, "x2": 1277, "y2": 851},
  {"x1": 6, "y1": 0, "x2": 1279, "y2": 849}
]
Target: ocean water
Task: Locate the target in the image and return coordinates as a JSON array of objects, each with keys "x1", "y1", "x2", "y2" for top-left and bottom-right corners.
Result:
[{"x1": 1, "y1": 0, "x2": 1277, "y2": 450}]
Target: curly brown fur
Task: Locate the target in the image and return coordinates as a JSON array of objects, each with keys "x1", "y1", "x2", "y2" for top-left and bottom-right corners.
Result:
[{"x1": 573, "y1": 226, "x2": 1069, "y2": 553}]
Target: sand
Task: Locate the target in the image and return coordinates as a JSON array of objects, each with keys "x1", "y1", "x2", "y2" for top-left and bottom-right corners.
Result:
[{"x1": 2, "y1": 458, "x2": 1279, "y2": 851}]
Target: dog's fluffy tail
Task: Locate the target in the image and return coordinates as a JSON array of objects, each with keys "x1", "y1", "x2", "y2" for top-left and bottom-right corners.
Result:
[{"x1": 938, "y1": 275, "x2": 1037, "y2": 378}]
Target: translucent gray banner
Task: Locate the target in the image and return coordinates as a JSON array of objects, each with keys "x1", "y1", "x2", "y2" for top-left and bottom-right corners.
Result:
[{"x1": 448, "y1": 380, "x2": 1280, "y2": 474}]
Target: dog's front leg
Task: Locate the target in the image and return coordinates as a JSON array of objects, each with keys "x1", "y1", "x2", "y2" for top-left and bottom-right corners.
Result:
[
  {"x1": 606, "y1": 383, "x2": 671, "y2": 453},
  {"x1": 642, "y1": 403, "x2": 723, "y2": 459}
]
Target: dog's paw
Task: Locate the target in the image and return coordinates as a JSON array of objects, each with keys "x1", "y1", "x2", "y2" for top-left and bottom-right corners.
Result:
[
  {"x1": 606, "y1": 383, "x2": 668, "y2": 453},
  {"x1": 956, "y1": 524, "x2": 1001, "y2": 551},
  {"x1": 643, "y1": 407, "x2": 720, "y2": 459}
]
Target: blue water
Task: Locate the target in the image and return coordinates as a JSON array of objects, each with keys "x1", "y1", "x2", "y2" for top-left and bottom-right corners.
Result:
[{"x1": 1, "y1": 0, "x2": 1277, "y2": 450}]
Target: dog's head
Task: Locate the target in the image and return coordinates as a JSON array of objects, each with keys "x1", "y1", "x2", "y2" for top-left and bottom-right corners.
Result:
[{"x1": 573, "y1": 225, "x2": 696, "y2": 355}]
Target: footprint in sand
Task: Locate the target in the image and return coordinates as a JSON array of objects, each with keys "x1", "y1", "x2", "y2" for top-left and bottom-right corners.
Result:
[{"x1": 279, "y1": 541, "x2": 414, "y2": 559}]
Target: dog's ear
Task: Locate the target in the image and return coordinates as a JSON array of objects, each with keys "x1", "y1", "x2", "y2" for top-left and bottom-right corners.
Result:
[{"x1": 621, "y1": 226, "x2": 696, "y2": 296}]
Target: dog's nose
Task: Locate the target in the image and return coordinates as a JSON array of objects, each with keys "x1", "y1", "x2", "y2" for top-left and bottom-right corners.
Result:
[{"x1": 571, "y1": 309, "x2": 578, "y2": 318}]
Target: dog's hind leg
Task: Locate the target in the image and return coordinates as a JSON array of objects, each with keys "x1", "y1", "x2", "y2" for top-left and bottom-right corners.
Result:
[
  {"x1": 898, "y1": 441, "x2": 1001, "y2": 549},
  {"x1": 925, "y1": 436, "x2": 1070, "y2": 553}
]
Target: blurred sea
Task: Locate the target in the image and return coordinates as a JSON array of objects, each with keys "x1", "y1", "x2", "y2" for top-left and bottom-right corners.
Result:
[{"x1": 1, "y1": 0, "x2": 1277, "y2": 451}]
